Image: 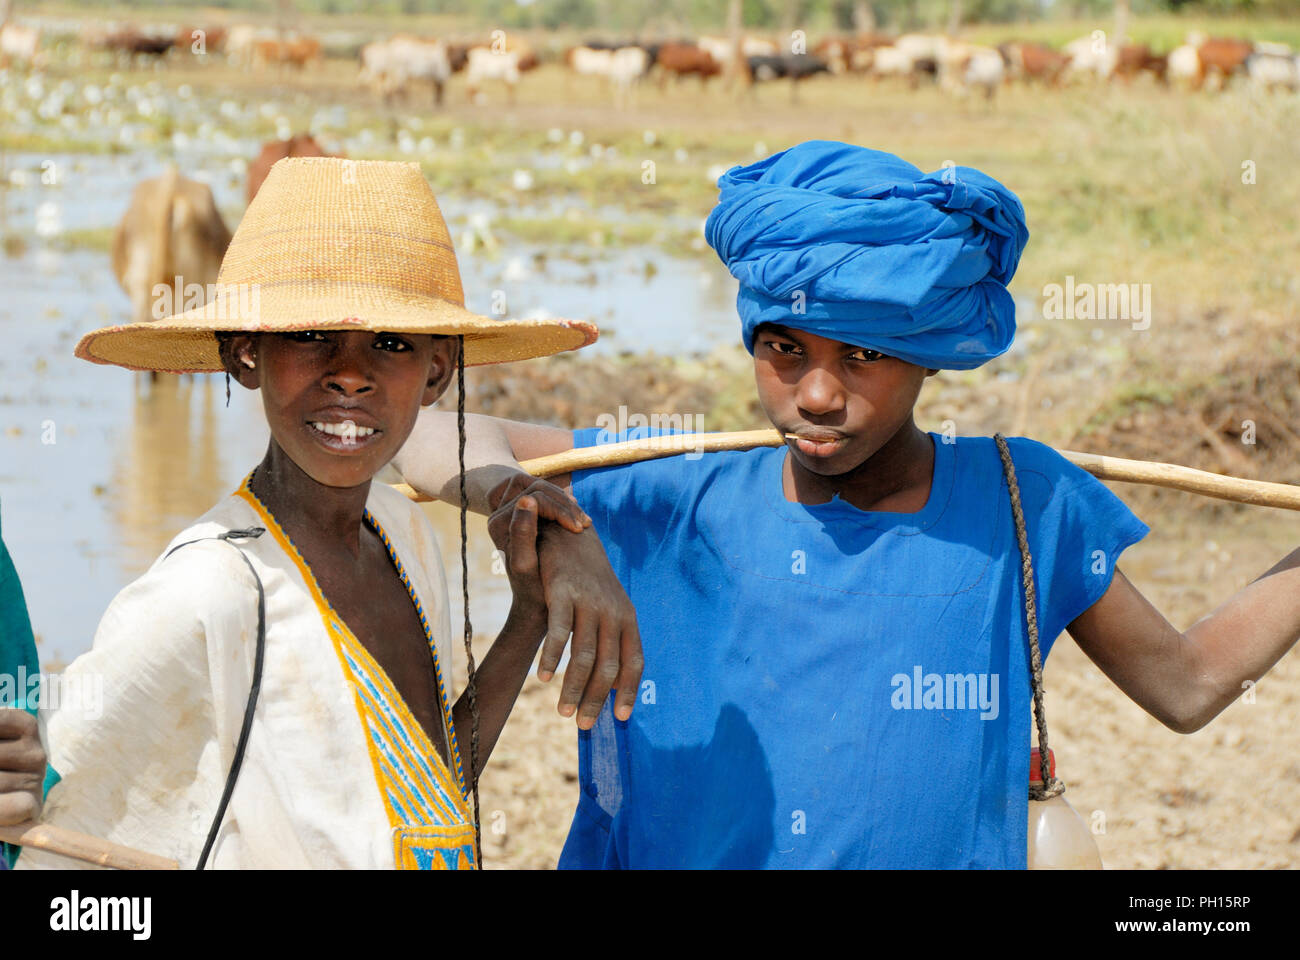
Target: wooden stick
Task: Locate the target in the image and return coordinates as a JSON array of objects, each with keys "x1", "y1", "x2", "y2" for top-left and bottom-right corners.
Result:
[
  {"x1": 390, "y1": 429, "x2": 1300, "y2": 512},
  {"x1": 0, "y1": 821, "x2": 179, "y2": 870}
]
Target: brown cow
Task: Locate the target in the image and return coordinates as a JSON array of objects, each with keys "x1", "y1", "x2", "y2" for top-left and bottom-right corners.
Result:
[
  {"x1": 1197, "y1": 37, "x2": 1253, "y2": 88},
  {"x1": 246, "y1": 135, "x2": 337, "y2": 205},
  {"x1": 654, "y1": 42, "x2": 721, "y2": 87},
  {"x1": 174, "y1": 25, "x2": 228, "y2": 57},
  {"x1": 1113, "y1": 44, "x2": 1167, "y2": 83},
  {"x1": 1000, "y1": 42, "x2": 1068, "y2": 85},
  {"x1": 112, "y1": 168, "x2": 232, "y2": 330},
  {"x1": 253, "y1": 35, "x2": 322, "y2": 70},
  {"x1": 814, "y1": 32, "x2": 893, "y2": 73}
]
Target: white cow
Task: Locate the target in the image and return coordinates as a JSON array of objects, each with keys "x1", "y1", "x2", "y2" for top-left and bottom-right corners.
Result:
[
  {"x1": 465, "y1": 46, "x2": 524, "y2": 104},
  {"x1": 568, "y1": 45, "x2": 613, "y2": 77},
  {"x1": 698, "y1": 35, "x2": 778, "y2": 66},
  {"x1": 224, "y1": 24, "x2": 273, "y2": 68},
  {"x1": 1166, "y1": 44, "x2": 1202, "y2": 89},
  {"x1": 961, "y1": 46, "x2": 1006, "y2": 100},
  {"x1": 361, "y1": 35, "x2": 452, "y2": 105},
  {"x1": 566, "y1": 45, "x2": 648, "y2": 106},
  {"x1": 0, "y1": 22, "x2": 40, "y2": 67},
  {"x1": 869, "y1": 45, "x2": 915, "y2": 80},
  {"x1": 1062, "y1": 34, "x2": 1118, "y2": 82},
  {"x1": 1247, "y1": 51, "x2": 1300, "y2": 92}
]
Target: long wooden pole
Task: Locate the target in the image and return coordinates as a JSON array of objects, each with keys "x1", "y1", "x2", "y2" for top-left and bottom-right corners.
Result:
[
  {"x1": 390, "y1": 429, "x2": 1300, "y2": 512},
  {"x1": 0, "y1": 821, "x2": 179, "y2": 870}
]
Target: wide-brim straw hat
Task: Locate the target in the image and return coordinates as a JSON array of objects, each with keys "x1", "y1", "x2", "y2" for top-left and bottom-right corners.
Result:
[{"x1": 75, "y1": 157, "x2": 598, "y2": 373}]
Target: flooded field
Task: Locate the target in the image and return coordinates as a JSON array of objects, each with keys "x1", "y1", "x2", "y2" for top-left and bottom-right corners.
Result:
[{"x1": 0, "y1": 137, "x2": 740, "y2": 665}]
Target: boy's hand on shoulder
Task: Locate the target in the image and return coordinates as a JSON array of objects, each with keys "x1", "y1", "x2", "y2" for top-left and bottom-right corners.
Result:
[
  {"x1": 0, "y1": 709, "x2": 46, "y2": 826},
  {"x1": 487, "y1": 491, "x2": 547, "y2": 619},
  {"x1": 534, "y1": 521, "x2": 643, "y2": 730},
  {"x1": 486, "y1": 473, "x2": 590, "y2": 534},
  {"x1": 486, "y1": 473, "x2": 642, "y2": 729}
]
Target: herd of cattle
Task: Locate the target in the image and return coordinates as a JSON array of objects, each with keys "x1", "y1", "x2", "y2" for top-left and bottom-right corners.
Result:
[
  {"x1": 3, "y1": 18, "x2": 1298, "y2": 102},
  {"x1": 560, "y1": 31, "x2": 1300, "y2": 99}
]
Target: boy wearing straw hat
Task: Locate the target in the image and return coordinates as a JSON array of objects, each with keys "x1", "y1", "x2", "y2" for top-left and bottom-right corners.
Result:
[
  {"x1": 8, "y1": 157, "x2": 637, "y2": 870},
  {"x1": 394, "y1": 141, "x2": 1300, "y2": 868}
]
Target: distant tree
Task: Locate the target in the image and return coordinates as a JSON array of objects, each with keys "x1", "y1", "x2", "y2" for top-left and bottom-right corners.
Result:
[{"x1": 540, "y1": 0, "x2": 599, "y2": 29}]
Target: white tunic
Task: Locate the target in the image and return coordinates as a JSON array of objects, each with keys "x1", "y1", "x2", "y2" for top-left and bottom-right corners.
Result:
[{"x1": 19, "y1": 478, "x2": 476, "y2": 870}]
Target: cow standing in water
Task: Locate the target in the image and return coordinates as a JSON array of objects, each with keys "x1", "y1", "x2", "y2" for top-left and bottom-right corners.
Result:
[
  {"x1": 246, "y1": 135, "x2": 336, "y2": 205},
  {"x1": 112, "y1": 168, "x2": 231, "y2": 346}
]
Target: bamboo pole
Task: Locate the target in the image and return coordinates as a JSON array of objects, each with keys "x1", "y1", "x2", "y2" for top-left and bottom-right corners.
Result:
[
  {"x1": 0, "y1": 821, "x2": 179, "y2": 870},
  {"x1": 390, "y1": 429, "x2": 1300, "y2": 512}
]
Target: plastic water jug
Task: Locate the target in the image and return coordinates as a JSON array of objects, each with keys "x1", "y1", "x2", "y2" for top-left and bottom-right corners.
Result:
[{"x1": 1027, "y1": 747, "x2": 1103, "y2": 869}]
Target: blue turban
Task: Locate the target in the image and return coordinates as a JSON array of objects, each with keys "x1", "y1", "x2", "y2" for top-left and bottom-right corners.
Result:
[{"x1": 704, "y1": 141, "x2": 1030, "y2": 371}]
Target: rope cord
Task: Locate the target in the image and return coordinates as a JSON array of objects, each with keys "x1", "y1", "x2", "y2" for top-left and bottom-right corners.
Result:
[
  {"x1": 994, "y1": 434, "x2": 1065, "y2": 802},
  {"x1": 162, "y1": 526, "x2": 268, "y2": 869},
  {"x1": 456, "y1": 336, "x2": 483, "y2": 866}
]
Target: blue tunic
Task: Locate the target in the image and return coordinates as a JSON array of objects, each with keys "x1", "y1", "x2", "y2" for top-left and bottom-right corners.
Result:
[{"x1": 558, "y1": 430, "x2": 1149, "y2": 869}]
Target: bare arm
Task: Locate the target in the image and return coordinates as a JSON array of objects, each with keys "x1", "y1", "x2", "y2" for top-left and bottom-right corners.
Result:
[
  {"x1": 1067, "y1": 547, "x2": 1300, "y2": 733},
  {"x1": 451, "y1": 495, "x2": 548, "y2": 776},
  {"x1": 396, "y1": 408, "x2": 643, "y2": 729},
  {"x1": 391, "y1": 410, "x2": 576, "y2": 514}
]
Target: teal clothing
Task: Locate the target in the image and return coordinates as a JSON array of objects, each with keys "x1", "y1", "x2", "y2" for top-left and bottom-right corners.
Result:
[{"x1": 1, "y1": 503, "x2": 41, "y2": 868}]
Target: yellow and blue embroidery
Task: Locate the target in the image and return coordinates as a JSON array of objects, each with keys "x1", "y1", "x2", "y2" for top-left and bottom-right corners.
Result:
[{"x1": 237, "y1": 476, "x2": 476, "y2": 870}]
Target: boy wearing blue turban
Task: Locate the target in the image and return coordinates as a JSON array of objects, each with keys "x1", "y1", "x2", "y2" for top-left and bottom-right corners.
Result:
[{"x1": 394, "y1": 141, "x2": 1300, "y2": 868}]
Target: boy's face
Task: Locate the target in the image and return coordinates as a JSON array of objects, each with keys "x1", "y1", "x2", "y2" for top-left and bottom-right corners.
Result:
[
  {"x1": 752, "y1": 323, "x2": 938, "y2": 476},
  {"x1": 224, "y1": 330, "x2": 457, "y2": 489}
]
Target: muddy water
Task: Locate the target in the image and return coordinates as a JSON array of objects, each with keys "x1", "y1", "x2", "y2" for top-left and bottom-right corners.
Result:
[{"x1": 0, "y1": 147, "x2": 743, "y2": 666}]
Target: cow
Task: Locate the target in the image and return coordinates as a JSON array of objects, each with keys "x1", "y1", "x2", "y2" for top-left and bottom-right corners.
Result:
[
  {"x1": 936, "y1": 42, "x2": 1004, "y2": 100},
  {"x1": 0, "y1": 21, "x2": 40, "y2": 68},
  {"x1": 867, "y1": 34, "x2": 947, "y2": 87},
  {"x1": 1247, "y1": 50, "x2": 1299, "y2": 92},
  {"x1": 224, "y1": 24, "x2": 272, "y2": 68},
  {"x1": 173, "y1": 25, "x2": 227, "y2": 57},
  {"x1": 868, "y1": 44, "x2": 913, "y2": 81},
  {"x1": 464, "y1": 45, "x2": 533, "y2": 105},
  {"x1": 1000, "y1": 42, "x2": 1069, "y2": 85},
  {"x1": 698, "y1": 34, "x2": 779, "y2": 68},
  {"x1": 1062, "y1": 34, "x2": 1118, "y2": 82},
  {"x1": 112, "y1": 168, "x2": 232, "y2": 339},
  {"x1": 654, "y1": 42, "x2": 722, "y2": 87},
  {"x1": 253, "y1": 35, "x2": 322, "y2": 71},
  {"x1": 742, "y1": 53, "x2": 830, "y2": 101},
  {"x1": 565, "y1": 45, "x2": 650, "y2": 106},
  {"x1": 99, "y1": 27, "x2": 176, "y2": 61},
  {"x1": 814, "y1": 33, "x2": 893, "y2": 73},
  {"x1": 247, "y1": 135, "x2": 336, "y2": 206},
  {"x1": 361, "y1": 35, "x2": 452, "y2": 106},
  {"x1": 1197, "y1": 37, "x2": 1254, "y2": 89},
  {"x1": 1167, "y1": 43, "x2": 1202, "y2": 90},
  {"x1": 1113, "y1": 44, "x2": 1168, "y2": 84}
]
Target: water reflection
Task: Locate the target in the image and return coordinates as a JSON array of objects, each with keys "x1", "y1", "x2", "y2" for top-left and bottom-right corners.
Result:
[{"x1": 108, "y1": 374, "x2": 227, "y2": 576}]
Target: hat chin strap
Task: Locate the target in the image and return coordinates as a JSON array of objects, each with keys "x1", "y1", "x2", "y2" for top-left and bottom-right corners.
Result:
[{"x1": 455, "y1": 335, "x2": 483, "y2": 867}]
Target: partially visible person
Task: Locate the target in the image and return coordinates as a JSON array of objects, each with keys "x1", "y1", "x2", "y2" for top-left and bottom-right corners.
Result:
[
  {"x1": 0, "y1": 501, "x2": 47, "y2": 869},
  {"x1": 395, "y1": 141, "x2": 1300, "y2": 868},
  {"x1": 14, "y1": 157, "x2": 635, "y2": 870}
]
